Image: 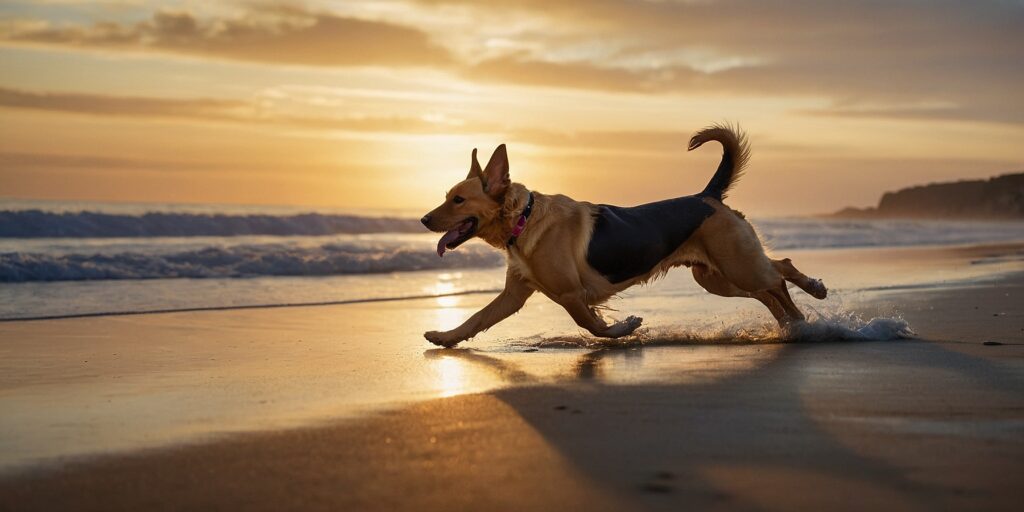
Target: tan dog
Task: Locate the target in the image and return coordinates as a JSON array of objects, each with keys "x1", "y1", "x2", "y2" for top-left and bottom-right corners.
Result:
[{"x1": 421, "y1": 125, "x2": 827, "y2": 347}]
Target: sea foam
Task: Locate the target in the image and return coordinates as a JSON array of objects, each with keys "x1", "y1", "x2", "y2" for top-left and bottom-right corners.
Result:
[
  {"x1": 525, "y1": 307, "x2": 915, "y2": 347},
  {"x1": 0, "y1": 210, "x2": 422, "y2": 238},
  {"x1": 0, "y1": 241, "x2": 503, "y2": 282}
]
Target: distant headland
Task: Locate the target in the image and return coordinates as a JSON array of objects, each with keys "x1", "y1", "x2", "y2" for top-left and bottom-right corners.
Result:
[{"x1": 831, "y1": 173, "x2": 1024, "y2": 219}]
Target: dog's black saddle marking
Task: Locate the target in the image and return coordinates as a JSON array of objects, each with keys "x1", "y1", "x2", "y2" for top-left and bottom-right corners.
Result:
[{"x1": 586, "y1": 196, "x2": 715, "y2": 284}]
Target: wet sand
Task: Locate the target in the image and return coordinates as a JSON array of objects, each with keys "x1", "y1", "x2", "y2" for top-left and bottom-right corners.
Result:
[{"x1": 1, "y1": 243, "x2": 1023, "y2": 510}]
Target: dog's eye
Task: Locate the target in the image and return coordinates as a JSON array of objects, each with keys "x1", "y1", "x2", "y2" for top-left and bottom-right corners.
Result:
[{"x1": 452, "y1": 196, "x2": 465, "y2": 204}]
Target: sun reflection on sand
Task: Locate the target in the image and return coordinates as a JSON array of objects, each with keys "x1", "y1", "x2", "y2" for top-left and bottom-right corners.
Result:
[
  {"x1": 435, "y1": 356, "x2": 466, "y2": 398},
  {"x1": 430, "y1": 277, "x2": 464, "y2": 329}
]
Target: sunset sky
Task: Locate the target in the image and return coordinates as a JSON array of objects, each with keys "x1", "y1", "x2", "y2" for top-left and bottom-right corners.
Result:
[{"x1": 1, "y1": 0, "x2": 1021, "y2": 216}]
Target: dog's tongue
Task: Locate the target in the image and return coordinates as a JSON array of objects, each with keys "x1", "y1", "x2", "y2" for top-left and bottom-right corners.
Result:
[{"x1": 436, "y1": 228, "x2": 462, "y2": 258}]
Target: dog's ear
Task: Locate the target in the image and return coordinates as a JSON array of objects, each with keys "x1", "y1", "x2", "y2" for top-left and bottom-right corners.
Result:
[
  {"x1": 466, "y1": 148, "x2": 485, "y2": 183},
  {"x1": 482, "y1": 144, "x2": 509, "y2": 198}
]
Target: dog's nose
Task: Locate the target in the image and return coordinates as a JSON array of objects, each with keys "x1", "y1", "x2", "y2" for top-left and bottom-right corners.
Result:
[{"x1": 420, "y1": 215, "x2": 431, "y2": 227}]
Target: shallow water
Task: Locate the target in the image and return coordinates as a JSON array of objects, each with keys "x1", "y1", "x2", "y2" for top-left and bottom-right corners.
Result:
[{"x1": 0, "y1": 243, "x2": 1021, "y2": 472}]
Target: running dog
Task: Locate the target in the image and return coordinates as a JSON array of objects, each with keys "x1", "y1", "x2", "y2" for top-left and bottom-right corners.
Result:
[{"x1": 420, "y1": 125, "x2": 827, "y2": 347}]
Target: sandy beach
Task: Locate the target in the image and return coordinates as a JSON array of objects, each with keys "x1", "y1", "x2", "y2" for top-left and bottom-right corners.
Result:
[{"x1": 1, "y1": 243, "x2": 1022, "y2": 511}]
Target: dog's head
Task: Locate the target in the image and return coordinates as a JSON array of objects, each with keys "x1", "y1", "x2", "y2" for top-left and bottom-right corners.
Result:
[{"x1": 421, "y1": 145, "x2": 510, "y2": 257}]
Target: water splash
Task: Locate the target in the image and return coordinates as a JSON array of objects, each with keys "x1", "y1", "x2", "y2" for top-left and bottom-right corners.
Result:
[{"x1": 519, "y1": 307, "x2": 915, "y2": 349}]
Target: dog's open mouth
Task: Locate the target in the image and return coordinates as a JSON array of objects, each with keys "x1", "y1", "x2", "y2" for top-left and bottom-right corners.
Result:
[{"x1": 436, "y1": 217, "x2": 477, "y2": 257}]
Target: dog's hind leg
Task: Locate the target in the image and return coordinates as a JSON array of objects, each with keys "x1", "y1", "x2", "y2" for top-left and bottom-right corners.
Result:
[
  {"x1": 693, "y1": 210, "x2": 811, "y2": 326},
  {"x1": 772, "y1": 258, "x2": 827, "y2": 299},
  {"x1": 751, "y1": 291, "x2": 788, "y2": 324},
  {"x1": 767, "y1": 283, "x2": 805, "y2": 324},
  {"x1": 691, "y1": 264, "x2": 746, "y2": 297},
  {"x1": 692, "y1": 264, "x2": 787, "y2": 323}
]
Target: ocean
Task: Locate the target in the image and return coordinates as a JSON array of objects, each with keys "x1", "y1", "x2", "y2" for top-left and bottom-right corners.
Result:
[{"x1": 3, "y1": 199, "x2": 1024, "y2": 321}]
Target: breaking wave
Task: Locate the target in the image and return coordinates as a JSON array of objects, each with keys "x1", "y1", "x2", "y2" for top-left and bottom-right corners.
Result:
[
  {"x1": 0, "y1": 241, "x2": 503, "y2": 282},
  {"x1": 0, "y1": 210, "x2": 422, "y2": 238}
]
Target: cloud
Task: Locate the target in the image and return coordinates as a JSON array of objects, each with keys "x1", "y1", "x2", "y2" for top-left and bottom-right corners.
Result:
[
  {"x1": 0, "y1": 86, "x2": 242, "y2": 118},
  {"x1": 0, "y1": 86, "x2": 750, "y2": 160},
  {"x1": 425, "y1": 0, "x2": 1024, "y2": 124},
  {"x1": 0, "y1": 6, "x2": 452, "y2": 67},
  {"x1": 3, "y1": 1, "x2": 1021, "y2": 125},
  {"x1": 799, "y1": 103, "x2": 1024, "y2": 126},
  {"x1": 0, "y1": 86, "x2": 477, "y2": 133},
  {"x1": 461, "y1": 55, "x2": 1024, "y2": 124},
  {"x1": 0, "y1": 86, "x2": 698, "y2": 155},
  {"x1": 420, "y1": 0, "x2": 1022, "y2": 61},
  {"x1": 464, "y1": 54, "x2": 706, "y2": 93},
  {"x1": 0, "y1": 151, "x2": 203, "y2": 172}
]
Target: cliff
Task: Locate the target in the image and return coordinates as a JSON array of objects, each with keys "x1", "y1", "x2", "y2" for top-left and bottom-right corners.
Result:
[{"x1": 832, "y1": 173, "x2": 1024, "y2": 219}]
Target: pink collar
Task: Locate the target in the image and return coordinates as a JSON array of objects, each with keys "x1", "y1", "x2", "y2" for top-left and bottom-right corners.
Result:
[{"x1": 506, "y1": 191, "x2": 535, "y2": 247}]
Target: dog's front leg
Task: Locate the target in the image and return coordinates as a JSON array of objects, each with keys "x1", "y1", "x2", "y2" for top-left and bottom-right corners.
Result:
[
  {"x1": 424, "y1": 270, "x2": 534, "y2": 347},
  {"x1": 556, "y1": 291, "x2": 642, "y2": 339}
]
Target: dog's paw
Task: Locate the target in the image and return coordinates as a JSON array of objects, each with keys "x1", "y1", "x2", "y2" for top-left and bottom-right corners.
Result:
[
  {"x1": 606, "y1": 315, "x2": 643, "y2": 338},
  {"x1": 623, "y1": 315, "x2": 644, "y2": 332},
  {"x1": 424, "y1": 330, "x2": 463, "y2": 348},
  {"x1": 808, "y1": 279, "x2": 828, "y2": 300}
]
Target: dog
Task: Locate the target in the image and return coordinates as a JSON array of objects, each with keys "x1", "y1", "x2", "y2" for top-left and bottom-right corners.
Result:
[{"x1": 420, "y1": 124, "x2": 827, "y2": 347}]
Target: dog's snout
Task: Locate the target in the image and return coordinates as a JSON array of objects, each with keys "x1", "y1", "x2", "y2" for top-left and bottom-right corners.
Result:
[{"x1": 420, "y1": 214, "x2": 432, "y2": 227}]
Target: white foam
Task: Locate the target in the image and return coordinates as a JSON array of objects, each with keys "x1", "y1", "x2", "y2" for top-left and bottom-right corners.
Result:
[
  {"x1": 0, "y1": 240, "x2": 504, "y2": 282},
  {"x1": 0, "y1": 210, "x2": 422, "y2": 238},
  {"x1": 525, "y1": 307, "x2": 915, "y2": 348}
]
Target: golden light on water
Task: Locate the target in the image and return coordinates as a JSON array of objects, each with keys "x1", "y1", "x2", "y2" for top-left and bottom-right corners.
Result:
[
  {"x1": 431, "y1": 277, "x2": 460, "y2": 305},
  {"x1": 432, "y1": 301, "x2": 463, "y2": 331}
]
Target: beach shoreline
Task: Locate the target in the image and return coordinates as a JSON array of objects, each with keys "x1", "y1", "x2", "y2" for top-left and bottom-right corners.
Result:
[{"x1": 1, "y1": 242, "x2": 1023, "y2": 510}]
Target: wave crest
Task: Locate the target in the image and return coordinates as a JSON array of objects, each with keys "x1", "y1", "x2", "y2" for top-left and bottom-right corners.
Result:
[
  {"x1": 0, "y1": 210, "x2": 422, "y2": 238},
  {"x1": 0, "y1": 242, "x2": 504, "y2": 282}
]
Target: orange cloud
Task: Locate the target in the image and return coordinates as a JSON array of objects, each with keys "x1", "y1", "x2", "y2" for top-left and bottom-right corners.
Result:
[
  {"x1": 464, "y1": 54, "x2": 704, "y2": 93},
  {"x1": 3, "y1": 1, "x2": 1021, "y2": 125},
  {"x1": 429, "y1": 0, "x2": 1024, "y2": 124},
  {"x1": 0, "y1": 86, "x2": 468, "y2": 134},
  {"x1": 0, "y1": 7, "x2": 452, "y2": 67}
]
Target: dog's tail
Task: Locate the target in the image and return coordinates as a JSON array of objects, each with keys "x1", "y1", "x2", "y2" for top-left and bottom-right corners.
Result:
[{"x1": 688, "y1": 123, "x2": 750, "y2": 202}]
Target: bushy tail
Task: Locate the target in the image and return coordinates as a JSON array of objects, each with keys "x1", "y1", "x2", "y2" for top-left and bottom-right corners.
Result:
[{"x1": 688, "y1": 123, "x2": 750, "y2": 202}]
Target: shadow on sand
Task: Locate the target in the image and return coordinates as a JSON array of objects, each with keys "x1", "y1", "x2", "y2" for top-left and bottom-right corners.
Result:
[
  {"x1": 427, "y1": 338, "x2": 1024, "y2": 510},
  {"x1": 2, "y1": 338, "x2": 1021, "y2": 512}
]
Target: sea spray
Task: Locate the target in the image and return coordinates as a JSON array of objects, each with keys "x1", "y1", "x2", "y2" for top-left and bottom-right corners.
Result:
[{"x1": 521, "y1": 304, "x2": 915, "y2": 348}]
